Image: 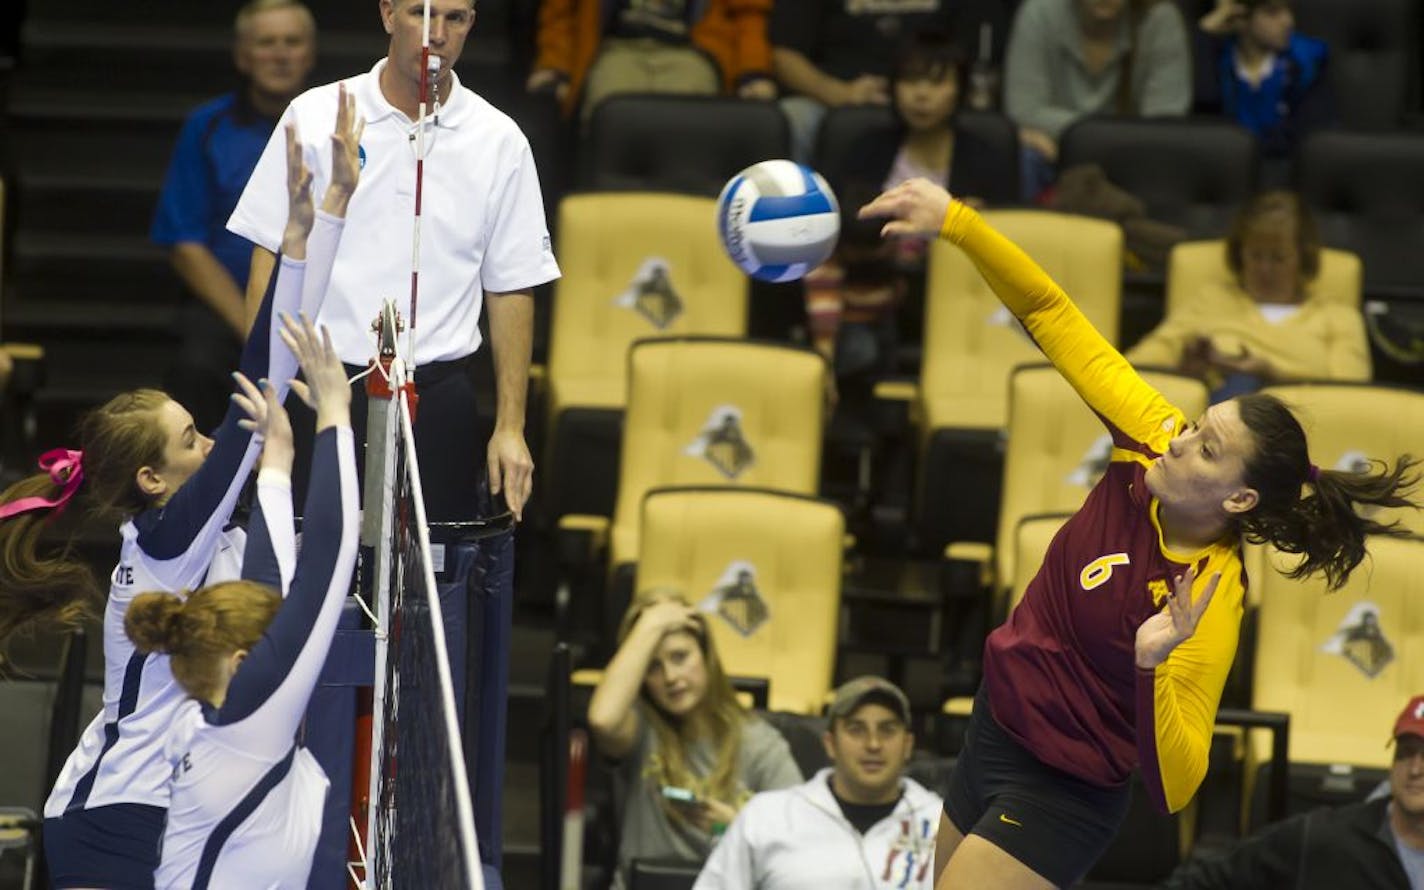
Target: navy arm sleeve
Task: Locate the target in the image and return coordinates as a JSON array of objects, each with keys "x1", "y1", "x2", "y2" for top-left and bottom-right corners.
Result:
[
  {"x1": 132, "y1": 254, "x2": 305, "y2": 592},
  {"x1": 209, "y1": 425, "x2": 359, "y2": 758},
  {"x1": 135, "y1": 211, "x2": 343, "y2": 584}
]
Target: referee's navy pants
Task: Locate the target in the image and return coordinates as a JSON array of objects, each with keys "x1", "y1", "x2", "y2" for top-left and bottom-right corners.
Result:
[{"x1": 287, "y1": 355, "x2": 489, "y2": 522}]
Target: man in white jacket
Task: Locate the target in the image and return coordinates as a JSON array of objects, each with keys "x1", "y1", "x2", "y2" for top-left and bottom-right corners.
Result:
[{"x1": 694, "y1": 676, "x2": 944, "y2": 889}]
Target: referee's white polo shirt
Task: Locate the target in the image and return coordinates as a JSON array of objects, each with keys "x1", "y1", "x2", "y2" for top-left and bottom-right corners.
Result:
[{"x1": 228, "y1": 59, "x2": 561, "y2": 366}]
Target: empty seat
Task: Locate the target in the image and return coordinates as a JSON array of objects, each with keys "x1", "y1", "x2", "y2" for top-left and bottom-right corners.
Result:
[
  {"x1": 1296, "y1": 130, "x2": 1424, "y2": 303},
  {"x1": 1293, "y1": 0, "x2": 1419, "y2": 130},
  {"x1": 1058, "y1": 116, "x2": 1260, "y2": 237},
  {"x1": 543, "y1": 193, "x2": 748, "y2": 519},
  {"x1": 557, "y1": 338, "x2": 826, "y2": 642},
  {"x1": 636, "y1": 487, "x2": 844, "y2": 715},
  {"x1": 582, "y1": 95, "x2": 790, "y2": 195},
  {"x1": 1245, "y1": 535, "x2": 1424, "y2": 824}
]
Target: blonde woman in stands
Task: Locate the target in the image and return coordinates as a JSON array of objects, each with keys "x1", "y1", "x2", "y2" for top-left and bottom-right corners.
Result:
[
  {"x1": 1127, "y1": 190, "x2": 1371, "y2": 401},
  {"x1": 861, "y1": 178, "x2": 1419, "y2": 889},
  {"x1": 0, "y1": 94, "x2": 360, "y2": 889},
  {"x1": 589, "y1": 590, "x2": 803, "y2": 889}
]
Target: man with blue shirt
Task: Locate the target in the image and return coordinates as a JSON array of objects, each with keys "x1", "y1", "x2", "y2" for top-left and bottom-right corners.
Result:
[{"x1": 151, "y1": 0, "x2": 316, "y2": 431}]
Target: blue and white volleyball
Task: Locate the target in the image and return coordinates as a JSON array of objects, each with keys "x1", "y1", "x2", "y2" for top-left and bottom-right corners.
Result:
[{"x1": 716, "y1": 160, "x2": 840, "y2": 283}]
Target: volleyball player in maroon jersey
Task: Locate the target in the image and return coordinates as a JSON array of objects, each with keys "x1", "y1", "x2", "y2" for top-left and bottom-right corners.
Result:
[{"x1": 862, "y1": 179, "x2": 1420, "y2": 889}]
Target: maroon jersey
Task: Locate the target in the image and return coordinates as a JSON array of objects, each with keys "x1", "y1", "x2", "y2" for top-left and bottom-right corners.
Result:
[{"x1": 943, "y1": 201, "x2": 1246, "y2": 814}]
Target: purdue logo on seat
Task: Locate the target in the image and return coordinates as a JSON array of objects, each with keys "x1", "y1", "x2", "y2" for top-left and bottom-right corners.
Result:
[
  {"x1": 699, "y1": 561, "x2": 770, "y2": 638},
  {"x1": 614, "y1": 257, "x2": 684, "y2": 329},
  {"x1": 1321, "y1": 602, "x2": 1395, "y2": 679},
  {"x1": 683, "y1": 406, "x2": 755, "y2": 479}
]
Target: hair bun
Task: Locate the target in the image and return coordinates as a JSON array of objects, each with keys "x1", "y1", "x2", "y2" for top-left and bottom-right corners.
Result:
[{"x1": 124, "y1": 593, "x2": 186, "y2": 654}]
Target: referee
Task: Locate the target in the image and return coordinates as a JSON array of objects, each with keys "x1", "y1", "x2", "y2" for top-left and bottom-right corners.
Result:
[{"x1": 229, "y1": 0, "x2": 560, "y2": 522}]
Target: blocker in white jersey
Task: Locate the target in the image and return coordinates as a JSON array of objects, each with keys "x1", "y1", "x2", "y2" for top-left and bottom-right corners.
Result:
[
  {"x1": 126, "y1": 316, "x2": 360, "y2": 889},
  {"x1": 32, "y1": 109, "x2": 361, "y2": 890}
]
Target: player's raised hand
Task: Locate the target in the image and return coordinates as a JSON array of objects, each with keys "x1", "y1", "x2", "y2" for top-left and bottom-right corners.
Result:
[
  {"x1": 858, "y1": 178, "x2": 954, "y2": 240},
  {"x1": 281, "y1": 122, "x2": 315, "y2": 258},
  {"x1": 232, "y1": 372, "x2": 295, "y2": 475},
  {"x1": 1135, "y1": 565, "x2": 1221, "y2": 669},
  {"x1": 280, "y1": 313, "x2": 351, "y2": 432},
  {"x1": 323, "y1": 82, "x2": 365, "y2": 216}
]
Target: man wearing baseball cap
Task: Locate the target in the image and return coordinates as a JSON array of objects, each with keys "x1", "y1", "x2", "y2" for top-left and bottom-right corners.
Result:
[
  {"x1": 693, "y1": 676, "x2": 944, "y2": 889},
  {"x1": 1163, "y1": 693, "x2": 1424, "y2": 889}
]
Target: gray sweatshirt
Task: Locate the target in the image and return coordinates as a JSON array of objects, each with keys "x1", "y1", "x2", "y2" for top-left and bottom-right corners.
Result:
[{"x1": 1004, "y1": 0, "x2": 1192, "y2": 141}]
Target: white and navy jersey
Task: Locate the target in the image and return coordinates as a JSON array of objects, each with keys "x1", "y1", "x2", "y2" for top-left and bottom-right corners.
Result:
[
  {"x1": 157, "y1": 426, "x2": 359, "y2": 890},
  {"x1": 44, "y1": 214, "x2": 345, "y2": 821}
]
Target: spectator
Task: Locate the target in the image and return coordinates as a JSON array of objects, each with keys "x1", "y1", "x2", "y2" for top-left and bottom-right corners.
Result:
[
  {"x1": 1195, "y1": 0, "x2": 1333, "y2": 163},
  {"x1": 1004, "y1": 0, "x2": 1192, "y2": 200},
  {"x1": 1126, "y1": 190, "x2": 1369, "y2": 401},
  {"x1": 588, "y1": 590, "x2": 803, "y2": 890},
  {"x1": 527, "y1": 0, "x2": 777, "y2": 122},
  {"x1": 805, "y1": 31, "x2": 1014, "y2": 403},
  {"x1": 1161, "y1": 693, "x2": 1424, "y2": 890},
  {"x1": 230, "y1": 0, "x2": 560, "y2": 523},
  {"x1": 694, "y1": 676, "x2": 944, "y2": 889},
  {"x1": 770, "y1": 0, "x2": 998, "y2": 163},
  {"x1": 151, "y1": 0, "x2": 316, "y2": 432}
]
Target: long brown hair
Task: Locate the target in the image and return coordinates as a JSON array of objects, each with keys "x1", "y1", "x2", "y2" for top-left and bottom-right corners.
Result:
[
  {"x1": 126, "y1": 581, "x2": 281, "y2": 704},
  {"x1": 0, "y1": 388, "x2": 172, "y2": 654},
  {"x1": 616, "y1": 590, "x2": 750, "y2": 822},
  {"x1": 1235, "y1": 393, "x2": 1421, "y2": 590}
]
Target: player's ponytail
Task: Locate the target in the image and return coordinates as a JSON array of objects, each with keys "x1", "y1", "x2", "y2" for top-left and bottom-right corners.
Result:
[
  {"x1": 1236, "y1": 393, "x2": 1421, "y2": 590},
  {"x1": 126, "y1": 582, "x2": 281, "y2": 703},
  {"x1": 0, "y1": 467, "x2": 100, "y2": 659}
]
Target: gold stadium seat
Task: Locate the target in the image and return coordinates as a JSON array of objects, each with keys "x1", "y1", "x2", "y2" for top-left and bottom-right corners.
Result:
[
  {"x1": 1165, "y1": 239, "x2": 1363, "y2": 315},
  {"x1": 880, "y1": 210, "x2": 1124, "y2": 550},
  {"x1": 1261, "y1": 382, "x2": 1424, "y2": 537},
  {"x1": 1243, "y1": 535, "x2": 1424, "y2": 826},
  {"x1": 559, "y1": 338, "x2": 826, "y2": 642},
  {"x1": 949, "y1": 363, "x2": 1209, "y2": 620},
  {"x1": 635, "y1": 487, "x2": 845, "y2": 714},
  {"x1": 542, "y1": 193, "x2": 748, "y2": 519}
]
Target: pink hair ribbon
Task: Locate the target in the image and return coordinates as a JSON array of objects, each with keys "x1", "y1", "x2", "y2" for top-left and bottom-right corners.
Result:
[{"x1": 0, "y1": 449, "x2": 85, "y2": 520}]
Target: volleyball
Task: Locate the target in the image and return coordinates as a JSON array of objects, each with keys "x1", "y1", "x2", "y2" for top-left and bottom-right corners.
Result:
[{"x1": 715, "y1": 160, "x2": 840, "y2": 283}]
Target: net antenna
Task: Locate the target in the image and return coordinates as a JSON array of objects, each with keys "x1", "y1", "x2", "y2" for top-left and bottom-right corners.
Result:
[{"x1": 406, "y1": 0, "x2": 443, "y2": 371}]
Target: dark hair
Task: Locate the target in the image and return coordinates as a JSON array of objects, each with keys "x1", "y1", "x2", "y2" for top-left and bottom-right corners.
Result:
[
  {"x1": 1235, "y1": 393, "x2": 1421, "y2": 590},
  {"x1": 892, "y1": 28, "x2": 967, "y2": 89},
  {"x1": 1225, "y1": 191, "x2": 1322, "y2": 283}
]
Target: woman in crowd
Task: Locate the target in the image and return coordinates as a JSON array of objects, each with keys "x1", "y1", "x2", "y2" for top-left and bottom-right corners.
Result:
[
  {"x1": 1127, "y1": 190, "x2": 1370, "y2": 401},
  {"x1": 588, "y1": 590, "x2": 803, "y2": 889}
]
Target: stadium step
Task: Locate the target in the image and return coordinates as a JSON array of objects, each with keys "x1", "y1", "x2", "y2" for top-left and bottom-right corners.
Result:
[
  {"x1": 12, "y1": 172, "x2": 162, "y2": 238},
  {"x1": 7, "y1": 231, "x2": 177, "y2": 309}
]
